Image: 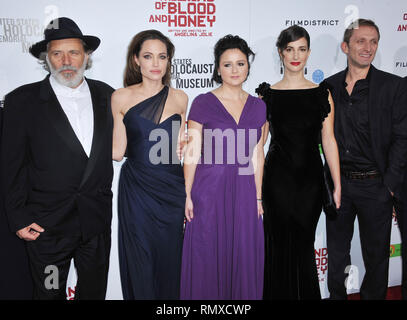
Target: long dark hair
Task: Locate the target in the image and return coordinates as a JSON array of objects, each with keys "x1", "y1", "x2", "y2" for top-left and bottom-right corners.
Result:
[{"x1": 124, "y1": 29, "x2": 175, "y2": 87}]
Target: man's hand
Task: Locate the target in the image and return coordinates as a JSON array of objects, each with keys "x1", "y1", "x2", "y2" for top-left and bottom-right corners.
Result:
[{"x1": 16, "y1": 223, "x2": 44, "y2": 241}]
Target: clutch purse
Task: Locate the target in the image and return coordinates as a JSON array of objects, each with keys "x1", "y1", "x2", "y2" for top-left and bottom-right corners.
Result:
[{"x1": 322, "y1": 163, "x2": 337, "y2": 220}]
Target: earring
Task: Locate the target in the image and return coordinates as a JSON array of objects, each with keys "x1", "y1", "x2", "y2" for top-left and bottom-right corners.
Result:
[
  {"x1": 304, "y1": 66, "x2": 308, "y2": 75},
  {"x1": 280, "y1": 61, "x2": 283, "y2": 74}
]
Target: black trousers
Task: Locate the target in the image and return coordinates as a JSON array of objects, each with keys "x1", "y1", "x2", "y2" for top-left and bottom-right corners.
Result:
[
  {"x1": 26, "y1": 229, "x2": 111, "y2": 300},
  {"x1": 326, "y1": 175, "x2": 393, "y2": 300},
  {"x1": 394, "y1": 186, "x2": 407, "y2": 300}
]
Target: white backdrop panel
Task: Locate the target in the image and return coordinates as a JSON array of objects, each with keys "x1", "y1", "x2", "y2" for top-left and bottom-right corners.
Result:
[{"x1": 0, "y1": 0, "x2": 406, "y2": 300}]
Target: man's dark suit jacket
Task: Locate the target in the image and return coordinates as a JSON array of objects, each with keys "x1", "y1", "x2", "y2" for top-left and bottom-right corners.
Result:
[
  {"x1": 0, "y1": 107, "x2": 33, "y2": 299},
  {"x1": 1, "y1": 75, "x2": 114, "y2": 240},
  {"x1": 324, "y1": 65, "x2": 407, "y2": 199}
]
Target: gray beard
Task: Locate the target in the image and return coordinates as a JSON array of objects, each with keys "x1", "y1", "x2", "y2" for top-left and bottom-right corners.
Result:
[{"x1": 46, "y1": 55, "x2": 87, "y2": 88}]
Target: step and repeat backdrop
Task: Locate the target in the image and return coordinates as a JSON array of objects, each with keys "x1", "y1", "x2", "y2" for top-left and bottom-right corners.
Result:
[{"x1": 1, "y1": 0, "x2": 406, "y2": 299}]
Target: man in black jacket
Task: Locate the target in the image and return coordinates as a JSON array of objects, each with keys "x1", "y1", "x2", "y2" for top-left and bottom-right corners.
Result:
[
  {"x1": 393, "y1": 76, "x2": 407, "y2": 300},
  {"x1": 325, "y1": 19, "x2": 407, "y2": 300},
  {"x1": 1, "y1": 17, "x2": 114, "y2": 299},
  {"x1": 0, "y1": 107, "x2": 33, "y2": 299}
]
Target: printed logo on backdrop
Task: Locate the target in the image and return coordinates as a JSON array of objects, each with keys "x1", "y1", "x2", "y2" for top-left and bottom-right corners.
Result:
[
  {"x1": 395, "y1": 60, "x2": 407, "y2": 69},
  {"x1": 393, "y1": 47, "x2": 406, "y2": 76},
  {"x1": 312, "y1": 69, "x2": 324, "y2": 84},
  {"x1": 314, "y1": 232, "x2": 328, "y2": 284},
  {"x1": 149, "y1": 0, "x2": 216, "y2": 37},
  {"x1": 285, "y1": 4, "x2": 361, "y2": 29},
  {"x1": 397, "y1": 13, "x2": 407, "y2": 31},
  {"x1": 0, "y1": 5, "x2": 60, "y2": 53},
  {"x1": 67, "y1": 286, "x2": 76, "y2": 300},
  {"x1": 172, "y1": 58, "x2": 214, "y2": 89},
  {"x1": 393, "y1": 14, "x2": 407, "y2": 76},
  {"x1": 315, "y1": 247, "x2": 328, "y2": 281},
  {"x1": 393, "y1": 213, "x2": 399, "y2": 227},
  {"x1": 0, "y1": 18, "x2": 42, "y2": 53},
  {"x1": 390, "y1": 244, "x2": 402, "y2": 258},
  {"x1": 285, "y1": 18, "x2": 339, "y2": 28}
]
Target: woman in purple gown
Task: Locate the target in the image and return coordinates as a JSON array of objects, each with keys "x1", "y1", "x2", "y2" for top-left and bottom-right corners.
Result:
[{"x1": 180, "y1": 35, "x2": 267, "y2": 300}]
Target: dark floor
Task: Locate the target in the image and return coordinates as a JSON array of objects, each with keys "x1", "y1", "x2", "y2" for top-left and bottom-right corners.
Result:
[{"x1": 347, "y1": 285, "x2": 402, "y2": 300}]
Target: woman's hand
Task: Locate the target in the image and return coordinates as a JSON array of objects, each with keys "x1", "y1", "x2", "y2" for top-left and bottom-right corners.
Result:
[
  {"x1": 257, "y1": 200, "x2": 264, "y2": 219},
  {"x1": 177, "y1": 132, "x2": 188, "y2": 161},
  {"x1": 185, "y1": 195, "x2": 194, "y2": 222},
  {"x1": 333, "y1": 187, "x2": 341, "y2": 210}
]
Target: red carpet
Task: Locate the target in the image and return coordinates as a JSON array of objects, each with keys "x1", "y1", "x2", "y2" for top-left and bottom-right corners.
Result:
[{"x1": 347, "y1": 285, "x2": 402, "y2": 300}]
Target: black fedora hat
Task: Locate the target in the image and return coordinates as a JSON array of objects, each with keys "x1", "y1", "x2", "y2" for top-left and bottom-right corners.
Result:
[{"x1": 29, "y1": 17, "x2": 100, "y2": 58}]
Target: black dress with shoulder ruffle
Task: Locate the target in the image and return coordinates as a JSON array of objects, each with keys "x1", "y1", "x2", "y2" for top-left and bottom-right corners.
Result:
[{"x1": 256, "y1": 81, "x2": 331, "y2": 300}]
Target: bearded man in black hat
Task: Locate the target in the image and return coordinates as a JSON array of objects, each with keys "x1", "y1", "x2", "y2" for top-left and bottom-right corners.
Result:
[{"x1": 1, "y1": 17, "x2": 114, "y2": 299}]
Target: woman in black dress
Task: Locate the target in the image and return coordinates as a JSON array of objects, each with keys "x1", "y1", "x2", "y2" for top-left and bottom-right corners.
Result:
[{"x1": 256, "y1": 26, "x2": 341, "y2": 300}]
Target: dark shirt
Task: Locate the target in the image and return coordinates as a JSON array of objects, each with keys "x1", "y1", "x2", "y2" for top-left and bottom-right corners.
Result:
[{"x1": 335, "y1": 67, "x2": 379, "y2": 172}]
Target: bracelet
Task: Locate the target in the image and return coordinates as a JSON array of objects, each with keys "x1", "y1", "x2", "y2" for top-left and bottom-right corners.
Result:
[{"x1": 257, "y1": 199, "x2": 262, "y2": 202}]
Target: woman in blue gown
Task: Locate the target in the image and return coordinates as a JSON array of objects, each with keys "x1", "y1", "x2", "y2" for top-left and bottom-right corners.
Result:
[{"x1": 112, "y1": 30, "x2": 188, "y2": 299}]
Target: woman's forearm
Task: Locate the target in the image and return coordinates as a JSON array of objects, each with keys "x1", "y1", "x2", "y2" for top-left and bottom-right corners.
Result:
[{"x1": 322, "y1": 135, "x2": 341, "y2": 190}]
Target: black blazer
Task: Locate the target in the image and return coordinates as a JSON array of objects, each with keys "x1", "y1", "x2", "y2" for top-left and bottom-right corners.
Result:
[
  {"x1": 1, "y1": 75, "x2": 114, "y2": 240},
  {"x1": 325, "y1": 65, "x2": 407, "y2": 198}
]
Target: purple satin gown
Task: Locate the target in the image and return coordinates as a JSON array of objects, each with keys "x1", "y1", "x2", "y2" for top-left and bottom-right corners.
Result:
[{"x1": 180, "y1": 92, "x2": 266, "y2": 300}]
